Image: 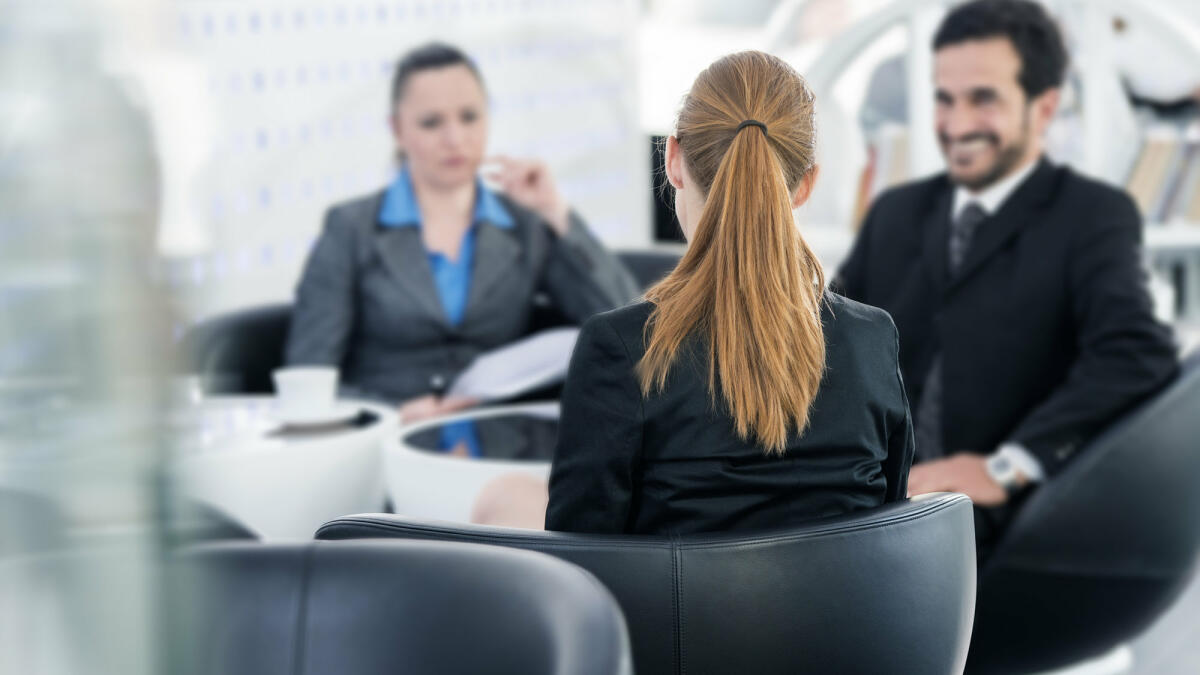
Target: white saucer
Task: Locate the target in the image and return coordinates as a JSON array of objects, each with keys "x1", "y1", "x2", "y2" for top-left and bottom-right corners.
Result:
[{"x1": 275, "y1": 403, "x2": 360, "y2": 427}]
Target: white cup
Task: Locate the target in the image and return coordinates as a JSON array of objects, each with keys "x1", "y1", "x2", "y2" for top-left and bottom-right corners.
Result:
[{"x1": 272, "y1": 367, "x2": 338, "y2": 421}]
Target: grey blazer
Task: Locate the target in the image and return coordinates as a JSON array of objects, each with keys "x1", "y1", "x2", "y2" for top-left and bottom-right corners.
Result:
[{"x1": 285, "y1": 190, "x2": 639, "y2": 403}]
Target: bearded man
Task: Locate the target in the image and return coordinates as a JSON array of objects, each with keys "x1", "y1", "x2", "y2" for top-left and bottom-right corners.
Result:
[{"x1": 833, "y1": 0, "x2": 1178, "y2": 560}]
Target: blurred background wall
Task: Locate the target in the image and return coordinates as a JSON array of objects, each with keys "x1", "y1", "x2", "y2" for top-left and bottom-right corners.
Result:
[{"x1": 141, "y1": 0, "x2": 645, "y2": 320}]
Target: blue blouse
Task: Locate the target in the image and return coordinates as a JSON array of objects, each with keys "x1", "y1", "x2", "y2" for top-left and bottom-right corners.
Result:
[
  {"x1": 377, "y1": 166, "x2": 515, "y2": 326},
  {"x1": 379, "y1": 167, "x2": 509, "y2": 454}
]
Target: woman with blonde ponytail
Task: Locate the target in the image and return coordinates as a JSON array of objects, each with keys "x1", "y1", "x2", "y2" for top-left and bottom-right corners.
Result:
[{"x1": 546, "y1": 51, "x2": 915, "y2": 535}]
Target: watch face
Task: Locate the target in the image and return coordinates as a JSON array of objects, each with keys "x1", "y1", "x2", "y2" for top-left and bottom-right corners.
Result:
[{"x1": 987, "y1": 455, "x2": 1018, "y2": 489}]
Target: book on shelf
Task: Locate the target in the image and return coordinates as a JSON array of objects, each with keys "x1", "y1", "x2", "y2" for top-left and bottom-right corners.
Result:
[
  {"x1": 1156, "y1": 140, "x2": 1196, "y2": 224},
  {"x1": 1175, "y1": 129, "x2": 1200, "y2": 226},
  {"x1": 1124, "y1": 128, "x2": 1184, "y2": 221},
  {"x1": 853, "y1": 123, "x2": 911, "y2": 232}
]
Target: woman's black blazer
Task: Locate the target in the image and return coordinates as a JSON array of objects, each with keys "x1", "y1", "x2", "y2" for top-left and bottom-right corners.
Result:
[{"x1": 546, "y1": 292, "x2": 914, "y2": 535}]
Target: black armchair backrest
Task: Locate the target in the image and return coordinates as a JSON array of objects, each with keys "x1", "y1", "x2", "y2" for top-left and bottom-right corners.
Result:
[
  {"x1": 318, "y1": 494, "x2": 976, "y2": 675},
  {"x1": 527, "y1": 250, "x2": 682, "y2": 334},
  {"x1": 170, "y1": 540, "x2": 630, "y2": 675},
  {"x1": 971, "y1": 351, "x2": 1200, "y2": 673},
  {"x1": 617, "y1": 250, "x2": 681, "y2": 290},
  {"x1": 180, "y1": 303, "x2": 292, "y2": 394}
]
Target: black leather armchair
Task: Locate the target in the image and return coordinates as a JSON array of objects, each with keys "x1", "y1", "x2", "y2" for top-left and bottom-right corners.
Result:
[
  {"x1": 317, "y1": 493, "x2": 977, "y2": 675},
  {"x1": 618, "y1": 249, "x2": 681, "y2": 289},
  {"x1": 527, "y1": 250, "x2": 680, "y2": 333},
  {"x1": 170, "y1": 540, "x2": 631, "y2": 675},
  {"x1": 969, "y1": 351, "x2": 1200, "y2": 674},
  {"x1": 180, "y1": 303, "x2": 291, "y2": 394}
]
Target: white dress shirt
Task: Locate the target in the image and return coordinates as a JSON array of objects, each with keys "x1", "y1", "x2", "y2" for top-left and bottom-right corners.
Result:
[{"x1": 951, "y1": 158, "x2": 1039, "y2": 223}]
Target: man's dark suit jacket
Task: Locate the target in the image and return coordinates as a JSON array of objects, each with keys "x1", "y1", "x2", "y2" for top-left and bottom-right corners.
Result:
[
  {"x1": 834, "y1": 158, "x2": 1178, "y2": 476},
  {"x1": 545, "y1": 293, "x2": 914, "y2": 535}
]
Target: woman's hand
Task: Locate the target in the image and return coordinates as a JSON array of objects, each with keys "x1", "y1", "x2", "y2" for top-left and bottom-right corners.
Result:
[
  {"x1": 398, "y1": 394, "x2": 479, "y2": 424},
  {"x1": 484, "y1": 155, "x2": 570, "y2": 236}
]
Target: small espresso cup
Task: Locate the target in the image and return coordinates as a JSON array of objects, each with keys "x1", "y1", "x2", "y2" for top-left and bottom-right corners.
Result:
[{"x1": 272, "y1": 366, "x2": 338, "y2": 421}]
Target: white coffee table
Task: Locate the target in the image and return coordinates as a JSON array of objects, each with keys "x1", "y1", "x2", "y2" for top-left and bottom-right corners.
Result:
[
  {"x1": 169, "y1": 395, "x2": 397, "y2": 540},
  {"x1": 386, "y1": 402, "x2": 558, "y2": 523}
]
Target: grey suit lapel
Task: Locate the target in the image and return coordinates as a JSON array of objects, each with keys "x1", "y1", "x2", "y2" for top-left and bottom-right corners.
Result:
[
  {"x1": 464, "y1": 223, "x2": 521, "y2": 320},
  {"x1": 374, "y1": 227, "x2": 449, "y2": 327}
]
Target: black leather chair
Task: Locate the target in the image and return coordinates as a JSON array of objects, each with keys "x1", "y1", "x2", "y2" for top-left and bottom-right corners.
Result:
[
  {"x1": 968, "y1": 351, "x2": 1200, "y2": 674},
  {"x1": 618, "y1": 250, "x2": 681, "y2": 289},
  {"x1": 169, "y1": 540, "x2": 631, "y2": 675},
  {"x1": 181, "y1": 303, "x2": 291, "y2": 394},
  {"x1": 318, "y1": 493, "x2": 977, "y2": 675}
]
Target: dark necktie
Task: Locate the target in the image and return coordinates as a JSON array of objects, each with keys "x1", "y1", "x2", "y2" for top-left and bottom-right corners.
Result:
[{"x1": 913, "y1": 202, "x2": 987, "y2": 460}]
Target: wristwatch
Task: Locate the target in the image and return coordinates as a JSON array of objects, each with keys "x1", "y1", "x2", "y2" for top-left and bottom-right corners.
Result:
[{"x1": 985, "y1": 452, "x2": 1025, "y2": 496}]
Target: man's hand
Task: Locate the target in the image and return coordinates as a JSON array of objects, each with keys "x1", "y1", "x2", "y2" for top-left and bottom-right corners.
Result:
[
  {"x1": 484, "y1": 155, "x2": 570, "y2": 235},
  {"x1": 908, "y1": 453, "x2": 1008, "y2": 506}
]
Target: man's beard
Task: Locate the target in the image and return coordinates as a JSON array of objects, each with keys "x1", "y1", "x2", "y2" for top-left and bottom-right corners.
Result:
[{"x1": 943, "y1": 111, "x2": 1031, "y2": 191}]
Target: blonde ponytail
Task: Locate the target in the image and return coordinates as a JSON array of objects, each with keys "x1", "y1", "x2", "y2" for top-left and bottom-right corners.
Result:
[{"x1": 637, "y1": 51, "x2": 825, "y2": 455}]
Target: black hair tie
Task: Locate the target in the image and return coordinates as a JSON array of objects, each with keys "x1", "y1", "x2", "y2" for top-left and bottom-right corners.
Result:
[{"x1": 736, "y1": 119, "x2": 768, "y2": 136}]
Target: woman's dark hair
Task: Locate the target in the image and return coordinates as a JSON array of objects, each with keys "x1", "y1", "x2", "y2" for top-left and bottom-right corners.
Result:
[
  {"x1": 389, "y1": 42, "x2": 485, "y2": 107},
  {"x1": 933, "y1": 0, "x2": 1068, "y2": 99}
]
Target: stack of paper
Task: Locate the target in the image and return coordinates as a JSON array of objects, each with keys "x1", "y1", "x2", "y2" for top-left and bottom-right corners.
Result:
[{"x1": 448, "y1": 327, "x2": 581, "y2": 402}]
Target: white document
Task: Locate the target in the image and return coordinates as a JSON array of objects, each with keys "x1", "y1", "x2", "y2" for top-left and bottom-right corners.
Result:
[{"x1": 447, "y1": 327, "x2": 581, "y2": 401}]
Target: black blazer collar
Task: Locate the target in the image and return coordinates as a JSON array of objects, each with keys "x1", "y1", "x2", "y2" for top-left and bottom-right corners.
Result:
[
  {"x1": 942, "y1": 157, "x2": 1058, "y2": 296},
  {"x1": 921, "y1": 177, "x2": 955, "y2": 294}
]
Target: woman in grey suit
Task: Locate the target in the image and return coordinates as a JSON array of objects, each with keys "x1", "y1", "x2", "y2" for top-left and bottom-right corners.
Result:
[{"x1": 286, "y1": 43, "x2": 638, "y2": 419}]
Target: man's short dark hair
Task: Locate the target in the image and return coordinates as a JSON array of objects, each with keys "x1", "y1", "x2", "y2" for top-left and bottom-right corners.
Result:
[{"x1": 933, "y1": 0, "x2": 1068, "y2": 99}]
